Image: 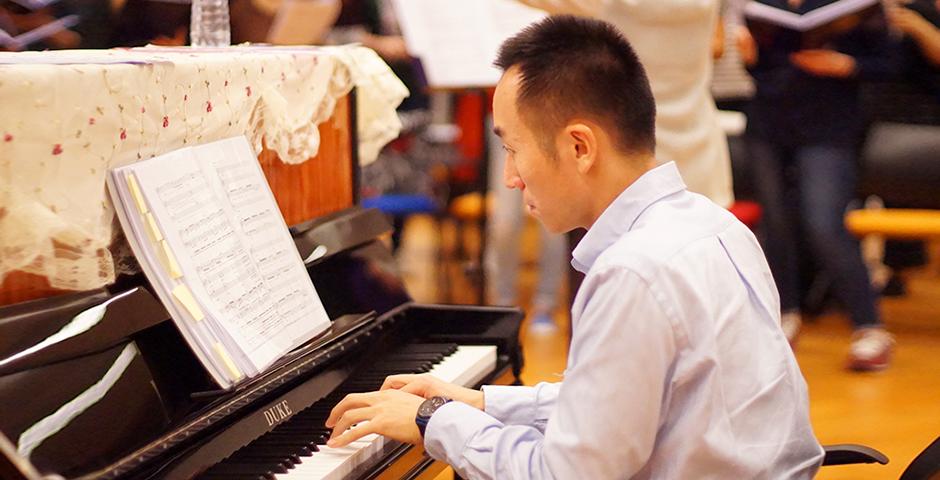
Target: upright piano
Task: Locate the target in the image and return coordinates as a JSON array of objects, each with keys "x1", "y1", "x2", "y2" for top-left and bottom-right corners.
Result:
[{"x1": 0, "y1": 207, "x2": 524, "y2": 480}]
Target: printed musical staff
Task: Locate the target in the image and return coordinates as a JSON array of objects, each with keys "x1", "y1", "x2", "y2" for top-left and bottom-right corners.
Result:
[{"x1": 109, "y1": 136, "x2": 330, "y2": 388}]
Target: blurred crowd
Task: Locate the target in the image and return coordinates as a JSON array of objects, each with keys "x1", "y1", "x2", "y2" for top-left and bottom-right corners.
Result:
[{"x1": 3, "y1": 0, "x2": 939, "y2": 373}]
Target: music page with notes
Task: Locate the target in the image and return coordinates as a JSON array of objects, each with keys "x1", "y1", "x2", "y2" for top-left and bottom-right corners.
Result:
[{"x1": 107, "y1": 136, "x2": 331, "y2": 388}]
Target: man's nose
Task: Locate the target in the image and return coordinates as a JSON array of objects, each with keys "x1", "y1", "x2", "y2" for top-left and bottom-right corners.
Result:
[{"x1": 503, "y1": 158, "x2": 524, "y2": 190}]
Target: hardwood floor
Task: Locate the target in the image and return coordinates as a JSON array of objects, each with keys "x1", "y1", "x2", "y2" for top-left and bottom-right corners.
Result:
[{"x1": 398, "y1": 214, "x2": 940, "y2": 479}]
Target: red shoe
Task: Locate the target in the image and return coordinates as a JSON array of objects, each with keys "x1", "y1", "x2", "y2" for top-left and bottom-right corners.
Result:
[{"x1": 847, "y1": 328, "x2": 894, "y2": 372}]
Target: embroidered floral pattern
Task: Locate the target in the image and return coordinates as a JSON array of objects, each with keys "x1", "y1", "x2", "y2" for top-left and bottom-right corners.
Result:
[{"x1": 0, "y1": 45, "x2": 407, "y2": 291}]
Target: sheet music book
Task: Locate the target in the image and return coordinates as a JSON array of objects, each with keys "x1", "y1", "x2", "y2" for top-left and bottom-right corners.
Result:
[
  {"x1": 107, "y1": 136, "x2": 331, "y2": 389},
  {"x1": 743, "y1": 0, "x2": 880, "y2": 32},
  {"x1": 391, "y1": 0, "x2": 546, "y2": 88}
]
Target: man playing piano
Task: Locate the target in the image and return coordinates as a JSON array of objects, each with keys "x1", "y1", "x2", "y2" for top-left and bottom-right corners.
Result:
[{"x1": 327, "y1": 15, "x2": 824, "y2": 479}]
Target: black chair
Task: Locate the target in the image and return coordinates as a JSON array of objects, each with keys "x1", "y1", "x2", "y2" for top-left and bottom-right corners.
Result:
[
  {"x1": 900, "y1": 437, "x2": 940, "y2": 480},
  {"x1": 823, "y1": 443, "x2": 888, "y2": 467},
  {"x1": 823, "y1": 444, "x2": 889, "y2": 467},
  {"x1": 821, "y1": 436, "x2": 940, "y2": 479}
]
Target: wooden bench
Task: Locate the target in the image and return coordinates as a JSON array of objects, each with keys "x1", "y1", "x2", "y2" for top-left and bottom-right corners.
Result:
[{"x1": 845, "y1": 209, "x2": 940, "y2": 240}]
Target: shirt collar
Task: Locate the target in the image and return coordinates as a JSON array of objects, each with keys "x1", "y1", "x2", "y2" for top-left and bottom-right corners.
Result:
[{"x1": 571, "y1": 161, "x2": 687, "y2": 273}]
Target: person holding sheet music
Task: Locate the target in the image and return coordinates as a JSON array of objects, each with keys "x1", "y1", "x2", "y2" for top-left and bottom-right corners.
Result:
[
  {"x1": 326, "y1": 16, "x2": 823, "y2": 479},
  {"x1": 737, "y1": 0, "x2": 902, "y2": 370},
  {"x1": 888, "y1": 0, "x2": 940, "y2": 67}
]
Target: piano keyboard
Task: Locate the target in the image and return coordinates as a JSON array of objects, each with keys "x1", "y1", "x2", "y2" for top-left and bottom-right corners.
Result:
[{"x1": 198, "y1": 343, "x2": 497, "y2": 480}]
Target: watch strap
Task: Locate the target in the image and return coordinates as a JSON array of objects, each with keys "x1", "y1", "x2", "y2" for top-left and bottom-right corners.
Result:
[{"x1": 415, "y1": 396, "x2": 451, "y2": 437}]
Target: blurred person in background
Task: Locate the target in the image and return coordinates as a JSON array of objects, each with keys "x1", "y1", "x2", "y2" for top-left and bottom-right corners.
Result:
[
  {"x1": 737, "y1": 0, "x2": 902, "y2": 371},
  {"x1": 861, "y1": 0, "x2": 940, "y2": 297},
  {"x1": 1, "y1": 0, "x2": 83, "y2": 50},
  {"x1": 485, "y1": 124, "x2": 568, "y2": 333},
  {"x1": 889, "y1": 0, "x2": 940, "y2": 67},
  {"x1": 329, "y1": 0, "x2": 448, "y2": 252}
]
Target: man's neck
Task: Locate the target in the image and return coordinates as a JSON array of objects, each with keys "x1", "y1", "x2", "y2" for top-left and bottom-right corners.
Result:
[{"x1": 583, "y1": 154, "x2": 656, "y2": 229}]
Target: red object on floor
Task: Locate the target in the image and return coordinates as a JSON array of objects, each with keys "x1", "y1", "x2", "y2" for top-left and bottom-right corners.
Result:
[{"x1": 728, "y1": 200, "x2": 762, "y2": 229}]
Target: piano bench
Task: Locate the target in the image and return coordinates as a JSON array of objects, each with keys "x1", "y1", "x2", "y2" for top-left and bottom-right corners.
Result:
[{"x1": 845, "y1": 209, "x2": 940, "y2": 240}]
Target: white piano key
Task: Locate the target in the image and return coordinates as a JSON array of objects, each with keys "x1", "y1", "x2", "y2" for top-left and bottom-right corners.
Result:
[{"x1": 427, "y1": 345, "x2": 497, "y2": 387}]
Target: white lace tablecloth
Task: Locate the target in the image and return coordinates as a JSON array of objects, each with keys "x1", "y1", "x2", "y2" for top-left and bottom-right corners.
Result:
[{"x1": 0, "y1": 45, "x2": 408, "y2": 291}]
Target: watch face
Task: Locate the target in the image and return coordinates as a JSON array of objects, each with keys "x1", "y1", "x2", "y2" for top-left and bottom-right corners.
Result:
[{"x1": 418, "y1": 396, "x2": 449, "y2": 417}]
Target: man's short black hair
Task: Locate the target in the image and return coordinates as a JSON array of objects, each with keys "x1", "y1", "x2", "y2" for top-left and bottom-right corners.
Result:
[{"x1": 494, "y1": 15, "x2": 656, "y2": 156}]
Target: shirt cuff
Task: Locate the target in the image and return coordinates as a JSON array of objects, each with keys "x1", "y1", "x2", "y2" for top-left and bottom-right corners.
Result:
[
  {"x1": 482, "y1": 383, "x2": 556, "y2": 430},
  {"x1": 424, "y1": 400, "x2": 501, "y2": 463},
  {"x1": 482, "y1": 385, "x2": 538, "y2": 425}
]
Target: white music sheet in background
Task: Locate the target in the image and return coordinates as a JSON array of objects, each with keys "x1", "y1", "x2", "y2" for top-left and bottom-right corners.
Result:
[
  {"x1": 130, "y1": 137, "x2": 331, "y2": 373},
  {"x1": 391, "y1": 0, "x2": 545, "y2": 88}
]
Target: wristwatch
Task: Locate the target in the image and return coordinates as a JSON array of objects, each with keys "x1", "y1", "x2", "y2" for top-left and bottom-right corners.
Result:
[{"x1": 415, "y1": 396, "x2": 452, "y2": 437}]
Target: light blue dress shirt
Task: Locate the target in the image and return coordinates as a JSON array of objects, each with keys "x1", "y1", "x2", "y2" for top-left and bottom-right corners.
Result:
[{"x1": 425, "y1": 162, "x2": 824, "y2": 479}]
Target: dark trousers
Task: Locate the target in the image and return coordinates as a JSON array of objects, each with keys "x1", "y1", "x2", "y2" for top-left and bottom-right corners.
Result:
[{"x1": 747, "y1": 137, "x2": 881, "y2": 328}]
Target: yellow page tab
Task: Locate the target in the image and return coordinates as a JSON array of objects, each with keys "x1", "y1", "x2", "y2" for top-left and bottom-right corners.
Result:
[
  {"x1": 159, "y1": 240, "x2": 182, "y2": 279},
  {"x1": 171, "y1": 284, "x2": 204, "y2": 321},
  {"x1": 126, "y1": 173, "x2": 148, "y2": 214},
  {"x1": 213, "y1": 342, "x2": 244, "y2": 381},
  {"x1": 144, "y1": 212, "x2": 164, "y2": 243}
]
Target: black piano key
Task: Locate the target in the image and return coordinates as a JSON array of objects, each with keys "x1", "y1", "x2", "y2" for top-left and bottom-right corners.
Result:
[
  {"x1": 226, "y1": 458, "x2": 295, "y2": 472},
  {"x1": 384, "y1": 352, "x2": 446, "y2": 362},
  {"x1": 400, "y1": 343, "x2": 458, "y2": 355},
  {"x1": 231, "y1": 453, "x2": 297, "y2": 467},
  {"x1": 262, "y1": 429, "x2": 329, "y2": 445},
  {"x1": 235, "y1": 447, "x2": 302, "y2": 463},
  {"x1": 208, "y1": 461, "x2": 289, "y2": 475},
  {"x1": 200, "y1": 466, "x2": 278, "y2": 479},
  {"x1": 200, "y1": 474, "x2": 272, "y2": 480},
  {"x1": 250, "y1": 438, "x2": 319, "y2": 453}
]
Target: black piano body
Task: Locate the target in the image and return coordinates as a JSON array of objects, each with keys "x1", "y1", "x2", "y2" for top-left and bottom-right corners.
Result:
[{"x1": 0, "y1": 207, "x2": 524, "y2": 480}]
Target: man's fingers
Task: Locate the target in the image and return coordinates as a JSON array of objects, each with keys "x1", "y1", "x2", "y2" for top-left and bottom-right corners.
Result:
[
  {"x1": 330, "y1": 407, "x2": 377, "y2": 438},
  {"x1": 327, "y1": 421, "x2": 378, "y2": 448},
  {"x1": 382, "y1": 374, "x2": 435, "y2": 396},
  {"x1": 399, "y1": 381, "x2": 432, "y2": 397},
  {"x1": 380, "y1": 374, "x2": 417, "y2": 391},
  {"x1": 326, "y1": 392, "x2": 377, "y2": 427}
]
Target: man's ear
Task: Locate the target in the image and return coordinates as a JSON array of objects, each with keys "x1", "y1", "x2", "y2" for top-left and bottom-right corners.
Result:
[{"x1": 560, "y1": 123, "x2": 597, "y2": 174}]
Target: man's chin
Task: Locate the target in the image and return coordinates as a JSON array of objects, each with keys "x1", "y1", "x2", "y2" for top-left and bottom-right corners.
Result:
[
  {"x1": 537, "y1": 216, "x2": 571, "y2": 234},
  {"x1": 543, "y1": 224, "x2": 571, "y2": 235}
]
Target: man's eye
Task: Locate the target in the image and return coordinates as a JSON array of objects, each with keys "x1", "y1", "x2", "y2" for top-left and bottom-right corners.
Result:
[{"x1": 502, "y1": 145, "x2": 514, "y2": 154}]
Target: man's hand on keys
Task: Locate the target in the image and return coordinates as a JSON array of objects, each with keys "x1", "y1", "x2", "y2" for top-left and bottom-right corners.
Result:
[
  {"x1": 325, "y1": 389, "x2": 424, "y2": 448},
  {"x1": 325, "y1": 374, "x2": 486, "y2": 448},
  {"x1": 381, "y1": 374, "x2": 484, "y2": 410}
]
